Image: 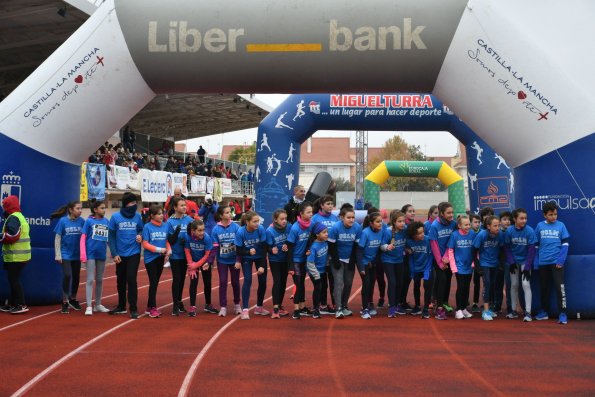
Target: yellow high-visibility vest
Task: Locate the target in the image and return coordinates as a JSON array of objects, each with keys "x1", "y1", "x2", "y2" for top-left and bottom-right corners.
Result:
[{"x1": 2, "y1": 212, "x2": 31, "y2": 262}]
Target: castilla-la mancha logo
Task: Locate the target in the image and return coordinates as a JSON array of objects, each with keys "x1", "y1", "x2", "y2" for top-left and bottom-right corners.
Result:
[{"x1": 1, "y1": 171, "x2": 22, "y2": 203}]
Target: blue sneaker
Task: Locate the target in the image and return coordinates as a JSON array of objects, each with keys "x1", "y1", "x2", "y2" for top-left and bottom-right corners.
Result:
[
  {"x1": 558, "y1": 313, "x2": 568, "y2": 324},
  {"x1": 410, "y1": 306, "x2": 422, "y2": 316},
  {"x1": 487, "y1": 310, "x2": 498, "y2": 318},
  {"x1": 482, "y1": 310, "x2": 493, "y2": 321},
  {"x1": 395, "y1": 305, "x2": 407, "y2": 315},
  {"x1": 523, "y1": 312, "x2": 533, "y2": 322},
  {"x1": 361, "y1": 309, "x2": 371, "y2": 319},
  {"x1": 388, "y1": 306, "x2": 397, "y2": 318},
  {"x1": 368, "y1": 307, "x2": 378, "y2": 316},
  {"x1": 535, "y1": 311, "x2": 549, "y2": 321},
  {"x1": 421, "y1": 307, "x2": 430, "y2": 319}
]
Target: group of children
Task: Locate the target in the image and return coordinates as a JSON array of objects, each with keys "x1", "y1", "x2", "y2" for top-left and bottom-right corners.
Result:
[{"x1": 48, "y1": 191, "x2": 571, "y2": 324}]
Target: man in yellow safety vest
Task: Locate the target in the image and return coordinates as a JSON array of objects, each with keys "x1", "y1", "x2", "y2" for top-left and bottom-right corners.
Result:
[{"x1": 1, "y1": 195, "x2": 31, "y2": 314}]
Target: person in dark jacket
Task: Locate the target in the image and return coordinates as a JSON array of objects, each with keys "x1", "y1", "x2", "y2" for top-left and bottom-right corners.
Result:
[{"x1": 283, "y1": 185, "x2": 306, "y2": 224}]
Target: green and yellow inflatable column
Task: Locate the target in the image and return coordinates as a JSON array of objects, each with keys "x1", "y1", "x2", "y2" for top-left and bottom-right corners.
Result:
[{"x1": 364, "y1": 161, "x2": 466, "y2": 216}]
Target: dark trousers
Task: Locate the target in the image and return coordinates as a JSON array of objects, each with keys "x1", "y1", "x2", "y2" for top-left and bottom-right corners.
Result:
[
  {"x1": 61, "y1": 259, "x2": 81, "y2": 300},
  {"x1": 292, "y1": 262, "x2": 306, "y2": 304},
  {"x1": 539, "y1": 264, "x2": 567, "y2": 314},
  {"x1": 371, "y1": 259, "x2": 386, "y2": 304},
  {"x1": 116, "y1": 254, "x2": 140, "y2": 311},
  {"x1": 413, "y1": 272, "x2": 434, "y2": 308},
  {"x1": 481, "y1": 266, "x2": 498, "y2": 304},
  {"x1": 494, "y1": 266, "x2": 505, "y2": 310},
  {"x1": 270, "y1": 261, "x2": 288, "y2": 306},
  {"x1": 443, "y1": 266, "x2": 453, "y2": 305},
  {"x1": 399, "y1": 255, "x2": 411, "y2": 305},
  {"x1": 433, "y1": 263, "x2": 449, "y2": 307},
  {"x1": 455, "y1": 273, "x2": 472, "y2": 311},
  {"x1": 241, "y1": 258, "x2": 267, "y2": 309},
  {"x1": 189, "y1": 267, "x2": 211, "y2": 307},
  {"x1": 4, "y1": 262, "x2": 26, "y2": 306},
  {"x1": 170, "y1": 258, "x2": 187, "y2": 307},
  {"x1": 473, "y1": 266, "x2": 482, "y2": 304},
  {"x1": 321, "y1": 264, "x2": 336, "y2": 307},
  {"x1": 146, "y1": 257, "x2": 164, "y2": 308},
  {"x1": 359, "y1": 264, "x2": 376, "y2": 309},
  {"x1": 384, "y1": 262, "x2": 404, "y2": 308},
  {"x1": 309, "y1": 274, "x2": 323, "y2": 309}
]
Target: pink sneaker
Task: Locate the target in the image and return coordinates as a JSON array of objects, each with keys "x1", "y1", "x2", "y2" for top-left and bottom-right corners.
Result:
[
  {"x1": 254, "y1": 306, "x2": 270, "y2": 316},
  {"x1": 240, "y1": 309, "x2": 250, "y2": 320},
  {"x1": 435, "y1": 307, "x2": 447, "y2": 320},
  {"x1": 149, "y1": 307, "x2": 160, "y2": 318}
]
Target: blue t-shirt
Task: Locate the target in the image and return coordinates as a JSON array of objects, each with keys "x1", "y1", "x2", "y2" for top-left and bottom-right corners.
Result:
[
  {"x1": 142, "y1": 221, "x2": 169, "y2": 264},
  {"x1": 82, "y1": 216, "x2": 109, "y2": 260},
  {"x1": 380, "y1": 227, "x2": 407, "y2": 264},
  {"x1": 358, "y1": 227, "x2": 383, "y2": 266},
  {"x1": 327, "y1": 221, "x2": 361, "y2": 262},
  {"x1": 406, "y1": 236, "x2": 433, "y2": 280},
  {"x1": 211, "y1": 222, "x2": 240, "y2": 265},
  {"x1": 235, "y1": 225, "x2": 267, "y2": 260},
  {"x1": 312, "y1": 212, "x2": 339, "y2": 229},
  {"x1": 185, "y1": 234, "x2": 213, "y2": 262},
  {"x1": 167, "y1": 215, "x2": 193, "y2": 260},
  {"x1": 505, "y1": 225, "x2": 537, "y2": 264},
  {"x1": 473, "y1": 229, "x2": 504, "y2": 268},
  {"x1": 54, "y1": 216, "x2": 85, "y2": 260},
  {"x1": 307, "y1": 240, "x2": 328, "y2": 274},
  {"x1": 428, "y1": 218, "x2": 458, "y2": 255},
  {"x1": 266, "y1": 224, "x2": 291, "y2": 262},
  {"x1": 109, "y1": 212, "x2": 143, "y2": 257},
  {"x1": 448, "y1": 230, "x2": 476, "y2": 275},
  {"x1": 535, "y1": 221, "x2": 570, "y2": 266},
  {"x1": 287, "y1": 222, "x2": 314, "y2": 263},
  {"x1": 423, "y1": 219, "x2": 434, "y2": 235}
]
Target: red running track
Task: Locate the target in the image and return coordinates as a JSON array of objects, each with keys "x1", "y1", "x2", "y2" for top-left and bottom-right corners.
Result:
[{"x1": 1, "y1": 264, "x2": 594, "y2": 396}]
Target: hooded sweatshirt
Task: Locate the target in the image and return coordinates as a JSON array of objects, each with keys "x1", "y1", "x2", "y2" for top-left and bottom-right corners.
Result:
[{"x1": 0, "y1": 196, "x2": 23, "y2": 244}]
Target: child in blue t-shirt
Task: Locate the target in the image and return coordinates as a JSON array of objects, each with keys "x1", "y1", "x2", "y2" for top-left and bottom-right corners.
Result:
[
  {"x1": 327, "y1": 204, "x2": 361, "y2": 318},
  {"x1": 356, "y1": 212, "x2": 384, "y2": 319},
  {"x1": 470, "y1": 213, "x2": 483, "y2": 313},
  {"x1": 405, "y1": 221, "x2": 433, "y2": 319},
  {"x1": 287, "y1": 201, "x2": 315, "y2": 319},
  {"x1": 184, "y1": 219, "x2": 213, "y2": 317},
  {"x1": 51, "y1": 200, "x2": 85, "y2": 314},
  {"x1": 266, "y1": 209, "x2": 292, "y2": 319},
  {"x1": 534, "y1": 202, "x2": 570, "y2": 324},
  {"x1": 142, "y1": 205, "x2": 170, "y2": 318},
  {"x1": 212, "y1": 205, "x2": 241, "y2": 317},
  {"x1": 312, "y1": 195, "x2": 339, "y2": 315},
  {"x1": 447, "y1": 215, "x2": 476, "y2": 320},
  {"x1": 80, "y1": 200, "x2": 110, "y2": 315},
  {"x1": 380, "y1": 210, "x2": 407, "y2": 317},
  {"x1": 504, "y1": 208, "x2": 537, "y2": 322},
  {"x1": 307, "y1": 222, "x2": 330, "y2": 319},
  {"x1": 473, "y1": 215, "x2": 504, "y2": 321},
  {"x1": 235, "y1": 211, "x2": 267, "y2": 319}
]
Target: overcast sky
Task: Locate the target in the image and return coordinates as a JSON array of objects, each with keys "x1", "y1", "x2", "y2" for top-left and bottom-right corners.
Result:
[{"x1": 182, "y1": 94, "x2": 460, "y2": 157}]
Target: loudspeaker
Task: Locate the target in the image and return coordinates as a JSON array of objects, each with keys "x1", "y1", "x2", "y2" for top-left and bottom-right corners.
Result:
[{"x1": 305, "y1": 172, "x2": 334, "y2": 203}]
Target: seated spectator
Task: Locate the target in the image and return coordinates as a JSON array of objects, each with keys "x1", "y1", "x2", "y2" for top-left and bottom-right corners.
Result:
[{"x1": 88, "y1": 149, "x2": 102, "y2": 164}]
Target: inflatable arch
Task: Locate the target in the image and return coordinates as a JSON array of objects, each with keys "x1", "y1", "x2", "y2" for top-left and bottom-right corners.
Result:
[
  {"x1": 0, "y1": 0, "x2": 592, "y2": 316},
  {"x1": 364, "y1": 160, "x2": 465, "y2": 215}
]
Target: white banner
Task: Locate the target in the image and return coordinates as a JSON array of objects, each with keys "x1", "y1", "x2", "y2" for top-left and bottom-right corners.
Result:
[
  {"x1": 220, "y1": 178, "x2": 232, "y2": 195},
  {"x1": 190, "y1": 175, "x2": 207, "y2": 193},
  {"x1": 113, "y1": 165, "x2": 130, "y2": 190},
  {"x1": 139, "y1": 169, "x2": 168, "y2": 202},
  {"x1": 206, "y1": 177, "x2": 215, "y2": 194},
  {"x1": 173, "y1": 172, "x2": 188, "y2": 196}
]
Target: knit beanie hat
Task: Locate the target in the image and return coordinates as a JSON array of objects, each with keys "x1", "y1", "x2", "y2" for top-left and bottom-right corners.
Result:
[
  {"x1": 122, "y1": 192, "x2": 137, "y2": 207},
  {"x1": 313, "y1": 222, "x2": 327, "y2": 235}
]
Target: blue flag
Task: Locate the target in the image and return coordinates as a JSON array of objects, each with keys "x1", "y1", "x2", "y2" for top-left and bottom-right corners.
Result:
[{"x1": 87, "y1": 164, "x2": 106, "y2": 200}]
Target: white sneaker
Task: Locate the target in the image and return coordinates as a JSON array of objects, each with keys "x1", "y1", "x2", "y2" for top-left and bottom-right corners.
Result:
[
  {"x1": 94, "y1": 304, "x2": 110, "y2": 313},
  {"x1": 164, "y1": 261, "x2": 171, "y2": 268},
  {"x1": 240, "y1": 309, "x2": 250, "y2": 320},
  {"x1": 455, "y1": 310, "x2": 465, "y2": 320},
  {"x1": 85, "y1": 307, "x2": 93, "y2": 316},
  {"x1": 218, "y1": 307, "x2": 227, "y2": 317},
  {"x1": 234, "y1": 304, "x2": 242, "y2": 315},
  {"x1": 462, "y1": 309, "x2": 473, "y2": 318}
]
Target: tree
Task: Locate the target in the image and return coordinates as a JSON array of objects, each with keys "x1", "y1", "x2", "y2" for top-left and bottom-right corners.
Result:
[
  {"x1": 334, "y1": 177, "x2": 354, "y2": 191},
  {"x1": 367, "y1": 136, "x2": 446, "y2": 192},
  {"x1": 228, "y1": 142, "x2": 256, "y2": 165}
]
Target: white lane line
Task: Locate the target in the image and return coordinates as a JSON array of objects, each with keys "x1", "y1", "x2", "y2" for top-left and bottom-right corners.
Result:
[
  {"x1": 10, "y1": 272, "x2": 256, "y2": 397},
  {"x1": 178, "y1": 283, "x2": 294, "y2": 397}
]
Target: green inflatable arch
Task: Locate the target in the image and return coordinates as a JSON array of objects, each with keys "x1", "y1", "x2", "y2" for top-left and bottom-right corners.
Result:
[{"x1": 364, "y1": 161, "x2": 466, "y2": 215}]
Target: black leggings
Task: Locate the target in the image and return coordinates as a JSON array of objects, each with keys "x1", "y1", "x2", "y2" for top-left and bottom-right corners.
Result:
[
  {"x1": 116, "y1": 254, "x2": 140, "y2": 311},
  {"x1": 413, "y1": 272, "x2": 434, "y2": 308},
  {"x1": 399, "y1": 254, "x2": 411, "y2": 305},
  {"x1": 371, "y1": 259, "x2": 386, "y2": 304},
  {"x1": 443, "y1": 266, "x2": 453, "y2": 305},
  {"x1": 384, "y1": 262, "x2": 404, "y2": 308},
  {"x1": 270, "y1": 261, "x2": 288, "y2": 306},
  {"x1": 473, "y1": 265, "x2": 482, "y2": 304},
  {"x1": 359, "y1": 264, "x2": 376, "y2": 309},
  {"x1": 146, "y1": 257, "x2": 164, "y2": 308},
  {"x1": 321, "y1": 265, "x2": 335, "y2": 307},
  {"x1": 309, "y1": 274, "x2": 323, "y2": 309},
  {"x1": 539, "y1": 264, "x2": 567, "y2": 314},
  {"x1": 61, "y1": 260, "x2": 81, "y2": 300},
  {"x1": 170, "y1": 258, "x2": 187, "y2": 306},
  {"x1": 189, "y1": 266, "x2": 212, "y2": 307},
  {"x1": 4, "y1": 262, "x2": 26, "y2": 306},
  {"x1": 455, "y1": 273, "x2": 472, "y2": 311},
  {"x1": 433, "y1": 263, "x2": 448, "y2": 307},
  {"x1": 292, "y1": 262, "x2": 306, "y2": 305}
]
